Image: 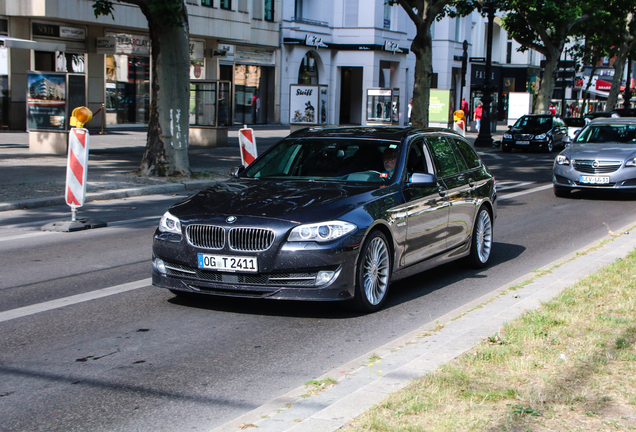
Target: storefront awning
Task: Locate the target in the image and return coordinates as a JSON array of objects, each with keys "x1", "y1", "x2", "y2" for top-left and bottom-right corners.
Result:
[{"x1": 0, "y1": 37, "x2": 66, "y2": 52}]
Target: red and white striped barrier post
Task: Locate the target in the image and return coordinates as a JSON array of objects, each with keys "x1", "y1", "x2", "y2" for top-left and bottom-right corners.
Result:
[
  {"x1": 238, "y1": 125, "x2": 257, "y2": 166},
  {"x1": 66, "y1": 128, "x2": 89, "y2": 221}
]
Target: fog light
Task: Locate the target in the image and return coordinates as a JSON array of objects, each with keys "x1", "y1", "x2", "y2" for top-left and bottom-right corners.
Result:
[
  {"x1": 154, "y1": 258, "x2": 167, "y2": 274},
  {"x1": 315, "y1": 270, "x2": 335, "y2": 286}
]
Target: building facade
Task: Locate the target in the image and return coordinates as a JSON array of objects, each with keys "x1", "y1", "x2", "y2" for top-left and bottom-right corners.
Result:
[{"x1": 0, "y1": 0, "x2": 281, "y2": 131}]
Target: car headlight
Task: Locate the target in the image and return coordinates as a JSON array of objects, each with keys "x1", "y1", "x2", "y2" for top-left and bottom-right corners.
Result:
[
  {"x1": 288, "y1": 221, "x2": 357, "y2": 242},
  {"x1": 503, "y1": 133, "x2": 512, "y2": 139},
  {"x1": 159, "y1": 211, "x2": 182, "y2": 234},
  {"x1": 626, "y1": 158, "x2": 636, "y2": 167},
  {"x1": 556, "y1": 155, "x2": 570, "y2": 165},
  {"x1": 535, "y1": 133, "x2": 547, "y2": 140}
]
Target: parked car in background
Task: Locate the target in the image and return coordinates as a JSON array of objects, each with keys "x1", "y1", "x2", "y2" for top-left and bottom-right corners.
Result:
[
  {"x1": 501, "y1": 114, "x2": 568, "y2": 153},
  {"x1": 610, "y1": 107, "x2": 636, "y2": 118},
  {"x1": 563, "y1": 117, "x2": 586, "y2": 140},
  {"x1": 584, "y1": 112, "x2": 611, "y2": 124},
  {"x1": 553, "y1": 118, "x2": 636, "y2": 197},
  {"x1": 152, "y1": 127, "x2": 497, "y2": 313}
]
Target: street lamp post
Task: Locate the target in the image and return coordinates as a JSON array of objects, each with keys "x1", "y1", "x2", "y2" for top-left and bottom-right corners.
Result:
[
  {"x1": 474, "y1": 0, "x2": 495, "y2": 147},
  {"x1": 625, "y1": 58, "x2": 632, "y2": 108}
]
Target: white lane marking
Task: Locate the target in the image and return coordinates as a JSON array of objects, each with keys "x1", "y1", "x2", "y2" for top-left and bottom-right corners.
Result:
[
  {"x1": 496, "y1": 181, "x2": 535, "y2": 192},
  {"x1": 0, "y1": 278, "x2": 151, "y2": 323},
  {"x1": 498, "y1": 183, "x2": 553, "y2": 201}
]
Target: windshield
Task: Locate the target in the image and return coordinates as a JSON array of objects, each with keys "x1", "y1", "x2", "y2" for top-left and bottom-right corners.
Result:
[
  {"x1": 514, "y1": 116, "x2": 552, "y2": 129},
  {"x1": 242, "y1": 138, "x2": 402, "y2": 183},
  {"x1": 575, "y1": 124, "x2": 636, "y2": 143}
]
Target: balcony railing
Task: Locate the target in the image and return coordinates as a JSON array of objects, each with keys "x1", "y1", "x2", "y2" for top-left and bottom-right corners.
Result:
[{"x1": 291, "y1": 16, "x2": 329, "y2": 27}]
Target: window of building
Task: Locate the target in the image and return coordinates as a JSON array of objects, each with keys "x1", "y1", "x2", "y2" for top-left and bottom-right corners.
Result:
[
  {"x1": 344, "y1": 0, "x2": 358, "y2": 27},
  {"x1": 253, "y1": 0, "x2": 263, "y2": 18},
  {"x1": 384, "y1": 4, "x2": 391, "y2": 29},
  {"x1": 238, "y1": 0, "x2": 247, "y2": 11},
  {"x1": 201, "y1": 0, "x2": 213, "y2": 6},
  {"x1": 294, "y1": 0, "x2": 303, "y2": 19},
  {"x1": 264, "y1": 0, "x2": 274, "y2": 21},
  {"x1": 298, "y1": 51, "x2": 319, "y2": 85},
  {"x1": 220, "y1": 0, "x2": 231, "y2": 10},
  {"x1": 506, "y1": 41, "x2": 512, "y2": 64},
  {"x1": 455, "y1": 17, "x2": 461, "y2": 42}
]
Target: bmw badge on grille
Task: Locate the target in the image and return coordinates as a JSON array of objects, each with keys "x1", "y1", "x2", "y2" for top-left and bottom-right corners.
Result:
[{"x1": 226, "y1": 216, "x2": 237, "y2": 223}]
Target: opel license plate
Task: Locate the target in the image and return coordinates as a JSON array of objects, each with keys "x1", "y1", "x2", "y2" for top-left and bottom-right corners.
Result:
[
  {"x1": 580, "y1": 176, "x2": 610, "y2": 184},
  {"x1": 198, "y1": 254, "x2": 258, "y2": 272}
]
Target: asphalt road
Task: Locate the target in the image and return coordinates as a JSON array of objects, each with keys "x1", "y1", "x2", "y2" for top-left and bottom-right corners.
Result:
[{"x1": 1, "y1": 149, "x2": 636, "y2": 431}]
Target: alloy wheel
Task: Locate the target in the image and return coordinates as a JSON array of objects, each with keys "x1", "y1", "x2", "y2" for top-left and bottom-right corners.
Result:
[
  {"x1": 362, "y1": 237, "x2": 390, "y2": 305},
  {"x1": 475, "y1": 209, "x2": 492, "y2": 263}
]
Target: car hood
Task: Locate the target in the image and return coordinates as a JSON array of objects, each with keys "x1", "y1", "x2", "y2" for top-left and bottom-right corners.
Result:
[
  {"x1": 169, "y1": 179, "x2": 389, "y2": 223},
  {"x1": 567, "y1": 143, "x2": 636, "y2": 160}
]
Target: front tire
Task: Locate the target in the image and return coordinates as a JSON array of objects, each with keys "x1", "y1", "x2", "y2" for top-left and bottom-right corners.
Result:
[
  {"x1": 350, "y1": 231, "x2": 391, "y2": 313},
  {"x1": 466, "y1": 206, "x2": 493, "y2": 269}
]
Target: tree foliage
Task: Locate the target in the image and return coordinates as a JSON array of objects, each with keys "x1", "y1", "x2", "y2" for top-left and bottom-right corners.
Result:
[
  {"x1": 388, "y1": 0, "x2": 477, "y2": 127},
  {"x1": 499, "y1": 0, "x2": 591, "y2": 113},
  {"x1": 94, "y1": 0, "x2": 191, "y2": 177}
]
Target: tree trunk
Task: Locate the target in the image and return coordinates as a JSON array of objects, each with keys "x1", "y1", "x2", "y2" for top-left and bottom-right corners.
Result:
[
  {"x1": 410, "y1": 23, "x2": 433, "y2": 127},
  {"x1": 606, "y1": 48, "x2": 628, "y2": 112},
  {"x1": 138, "y1": 3, "x2": 191, "y2": 176},
  {"x1": 535, "y1": 46, "x2": 561, "y2": 114}
]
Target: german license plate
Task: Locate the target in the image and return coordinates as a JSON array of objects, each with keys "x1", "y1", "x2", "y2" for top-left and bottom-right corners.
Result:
[
  {"x1": 580, "y1": 176, "x2": 610, "y2": 184},
  {"x1": 516, "y1": 140, "x2": 530, "y2": 145},
  {"x1": 198, "y1": 254, "x2": 258, "y2": 272}
]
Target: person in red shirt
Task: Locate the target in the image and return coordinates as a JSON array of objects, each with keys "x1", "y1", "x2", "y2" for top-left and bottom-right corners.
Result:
[
  {"x1": 474, "y1": 102, "x2": 483, "y2": 132},
  {"x1": 549, "y1": 103, "x2": 556, "y2": 115},
  {"x1": 461, "y1": 97, "x2": 469, "y2": 117}
]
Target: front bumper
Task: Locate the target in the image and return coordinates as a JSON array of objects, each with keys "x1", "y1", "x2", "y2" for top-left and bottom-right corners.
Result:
[
  {"x1": 553, "y1": 166, "x2": 636, "y2": 190},
  {"x1": 501, "y1": 138, "x2": 551, "y2": 151},
  {"x1": 152, "y1": 233, "x2": 361, "y2": 301}
]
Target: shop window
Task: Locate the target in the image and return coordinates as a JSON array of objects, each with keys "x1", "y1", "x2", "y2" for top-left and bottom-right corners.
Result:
[
  {"x1": 298, "y1": 51, "x2": 318, "y2": 85},
  {"x1": 34, "y1": 51, "x2": 55, "y2": 72},
  {"x1": 264, "y1": 0, "x2": 274, "y2": 21},
  {"x1": 190, "y1": 82, "x2": 217, "y2": 126},
  {"x1": 220, "y1": 0, "x2": 231, "y2": 10},
  {"x1": 105, "y1": 54, "x2": 150, "y2": 125}
]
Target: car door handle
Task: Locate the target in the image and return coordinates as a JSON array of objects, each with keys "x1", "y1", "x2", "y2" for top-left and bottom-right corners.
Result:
[{"x1": 438, "y1": 186, "x2": 447, "y2": 197}]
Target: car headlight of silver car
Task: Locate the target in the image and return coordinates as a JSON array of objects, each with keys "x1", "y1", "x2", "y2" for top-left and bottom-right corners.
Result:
[
  {"x1": 159, "y1": 211, "x2": 182, "y2": 234},
  {"x1": 535, "y1": 133, "x2": 547, "y2": 140},
  {"x1": 288, "y1": 221, "x2": 357, "y2": 242},
  {"x1": 626, "y1": 158, "x2": 636, "y2": 167},
  {"x1": 556, "y1": 155, "x2": 570, "y2": 165},
  {"x1": 503, "y1": 133, "x2": 512, "y2": 139}
]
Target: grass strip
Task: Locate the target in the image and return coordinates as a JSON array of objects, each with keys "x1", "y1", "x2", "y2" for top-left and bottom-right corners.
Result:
[{"x1": 345, "y1": 248, "x2": 636, "y2": 431}]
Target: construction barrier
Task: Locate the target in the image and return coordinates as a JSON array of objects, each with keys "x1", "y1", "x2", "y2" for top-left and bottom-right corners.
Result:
[
  {"x1": 453, "y1": 109, "x2": 466, "y2": 136},
  {"x1": 238, "y1": 125, "x2": 257, "y2": 166}
]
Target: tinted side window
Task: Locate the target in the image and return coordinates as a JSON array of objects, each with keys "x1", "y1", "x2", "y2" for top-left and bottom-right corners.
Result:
[
  {"x1": 447, "y1": 138, "x2": 468, "y2": 172},
  {"x1": 452, "y1": 138, "x2": 480, "y2": 169},
  {"x1": 427, "y1": 135, "x2": 459, "y2": 177}
]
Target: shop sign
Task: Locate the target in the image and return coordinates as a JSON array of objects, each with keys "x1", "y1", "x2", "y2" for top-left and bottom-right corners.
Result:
[
  {"x1": 290, "y1": 84, "x2": 319, "y2": 124},
  {"x1": 27, "y1": 71, "x2": 66, "y2": 131},
  {"x1": 383, "y1": 41, "x2": 402, "y2": 54},
  {"x1": 60, "y1": 26, "x2": 86, "y2": 40},
  {"x1": 96, "y1": 37, "x2": 116, "y2": 54},
  {"x1": 235, "y1": 48, "x2": 274, "y2": 66},
  {"x1": 429, "y1": 90, "x2": 450, "y2": 123},
  {"x1": 107, "y1": 32, "x2": 150, "y2": 56},
  {"x1": 33, "y1": 23, "x2": 59, "y2": 38},
  {"x1": 305, "y1": 35, "x2": 328, "y2": 48}
]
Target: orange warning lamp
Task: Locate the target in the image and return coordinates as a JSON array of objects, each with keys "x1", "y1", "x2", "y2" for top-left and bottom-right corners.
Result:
[
  {"x1": 71, "y1": 107, "x2": 93, "y2": 128},
  {"x1": 453, "y1": 110, "x2": 465, "y2": 122}
]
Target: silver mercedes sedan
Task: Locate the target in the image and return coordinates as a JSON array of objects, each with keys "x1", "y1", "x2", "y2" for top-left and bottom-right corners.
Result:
[{"x1": 553, "y1": 118, "x2": 636, "y2": 197}]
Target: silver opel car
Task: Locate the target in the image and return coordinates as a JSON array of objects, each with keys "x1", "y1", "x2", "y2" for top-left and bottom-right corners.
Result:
[{"x1": 553, "y1": 118, "x2": 636, "y2": 197}]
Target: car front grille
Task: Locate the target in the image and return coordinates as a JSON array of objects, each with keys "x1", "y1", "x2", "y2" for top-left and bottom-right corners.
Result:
[
  {"x1": 573, "y1": 159, "x2": 622, "y2": 174},
  {"x1": 229, "y1": 228, "x2": 276, "y2": 252},
  {"x1": 163, "y1": 260, "x2": 318, "y2": 287},
  {"x1": 186, "y1": 225, "x2": 225, "y2": 249},
  {"x1": 514, "y1": 134, "x2": 534, "y2": 140},
  {"x1": 186, "y1": 225, "x2": 275, "y2": 251}
]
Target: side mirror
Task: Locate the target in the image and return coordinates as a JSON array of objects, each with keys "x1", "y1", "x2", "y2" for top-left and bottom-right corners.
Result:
[
  {"x1": 407, "y1": 173, "x2": 437, "y2": 187},
  {"x1": 230, "y1": 165, "x2": 245, "y2": 178}
]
